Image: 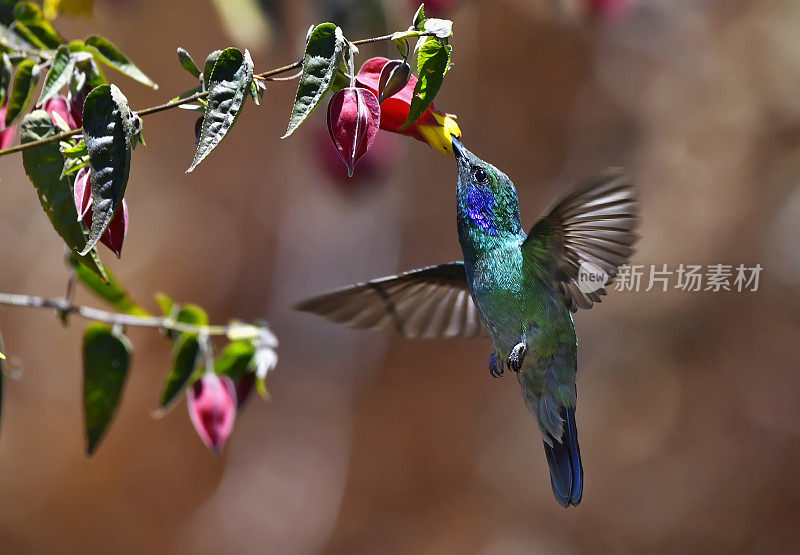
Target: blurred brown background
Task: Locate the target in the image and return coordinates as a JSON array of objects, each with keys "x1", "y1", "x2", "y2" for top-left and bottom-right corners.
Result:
[{"x1": 1, "y1": 0, "x2": 800, "y2": 552}]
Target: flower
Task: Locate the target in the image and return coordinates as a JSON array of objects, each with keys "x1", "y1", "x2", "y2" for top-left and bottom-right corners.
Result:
[
  {"x1": 186, "y1": 373, "x2": 237, "y2": 455},
  {"x1": 327, "y1": 87, "x2": 381, "y2": 177},
  {"x1": 0, "y1": 105, "x2": 15, "y2": 149},
  {"x1": 356, "y1": 57, "x2": 461, "y2": 156},
  {"x1": 74, "y1": 167, "x2": 130, "y2": 257},
  {"x1": 43, "y1": 96, "x2": 81, "y2": 129}
]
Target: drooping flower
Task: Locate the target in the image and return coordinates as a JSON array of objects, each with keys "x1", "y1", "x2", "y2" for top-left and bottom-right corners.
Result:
[
  {"x1": 74, "y1": 167, "x2": 130, "y2": 258},
  {"x1": 356, "y1": 57, "x2": 461, "y2": 156},
  {"x1": 186, "y1": 373, "x2": 237, "y2": 455},
  {"x1": 327, "y1": 87, "x2": 381, "y2": 177},
  {"x1": 0, "y1": 105, "x2": 15, "y2": 149},
  {"x1": 378, "y1": 60, "x2": 411, "y2": 104},
  {"x1": 43, "y1": 96, "x2": 81, "y2": 129}
]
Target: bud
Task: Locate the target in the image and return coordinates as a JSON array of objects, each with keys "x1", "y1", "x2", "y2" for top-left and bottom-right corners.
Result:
[
  {"x1": 0, "y1": 105, "x2": 14, "y2": 149},
  {"x1": 356, "y1": 57, "x2": 461, "y2": 156},
  {"x1": 43, "y1": 96, "x2": 79, "y2": 129},
  {"x1": 327, "y1": 87, "x2": 381, "y2": 177},
  {"x1": 378, "y1": 60, "x2": 411, "y2": 104},
  {"x1": 73, "y1": 167, "x2": 92, "y2": 220},
  {"x1": 186, "y1": 373, "x2": 237, "y2": 455},
  {"x1": 99, "y1": 199, "x2": 129, "y2": 258},
  {"x1": 75, "y1": 168, "x2": 130, "y2": 258}
]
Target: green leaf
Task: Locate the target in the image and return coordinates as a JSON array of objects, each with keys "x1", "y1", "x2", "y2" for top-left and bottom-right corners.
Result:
[
  {"x1": 83, "y1": 322, "x2": 131, "y2": 455},
  {"x1": 85, "y1": 35, "x2": 158, "y2": 89},
  {"x1": 68, "y1": 253, "x2": 149, "y2": 316},
  {"x1": 13, "y1": 2, "x2": 63, "y2": 49},
  {"x1": 158, "y1": 333, "x2": 200, "y2": 411},
  {"x1": 187, "y1": 47, "x2": 253, "y2": 172},
  {"x1": 80, "y1": 84, "x2": 136, "y2": 256},
  {"x1": 20, "y1": 111, "x2": 107, "y2": 280},
  {"x1": 37, "y1": 45, "x2": 74, "y2": 107},
  {"x1": 155, "y1": 292, "x2": 175, "y2": 318},
  {"x1": 214, "y1": 340, "x2": 255, "y2": 379},
  {"x1": 282, "y1": 23, "x2": 346, "y2": 139},
  {"x1": 202, "y1": 50, "x2": 222, "y2": 91},
  {"x1": 165, "y1": 302, "x2": 208, "y2": 343},
  {"x1": 5, "y1": 59, "x2": 39, "y2": 127},
  {"x1": 412, "y1": 3, "x2": 426, "y2": 30},
  {"x1": 0, "y1": 53, "x2": 12, "y2": 108},
  {"x1": 400, "y1": 38, "x2": 451, "y2": 130},
  {"x1": 177, "y1": 47, "x2": 200, "y2": 78}
]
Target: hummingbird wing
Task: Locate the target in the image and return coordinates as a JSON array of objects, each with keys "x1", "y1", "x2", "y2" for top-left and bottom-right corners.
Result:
[
  {"x1": 294, "y1": 262, "x2": 485, "y2": 338},
  {"x1": 521, "y1": 169, "x2": 639, "y2": 312}
]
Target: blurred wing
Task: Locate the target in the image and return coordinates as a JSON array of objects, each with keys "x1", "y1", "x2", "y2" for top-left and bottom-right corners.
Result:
[
  {"x1": 522, "y1": 169, "x2": 639, "y2": 312},
  {"x1": 294, "y1": 262, "x2": 485, "y2": 339}
]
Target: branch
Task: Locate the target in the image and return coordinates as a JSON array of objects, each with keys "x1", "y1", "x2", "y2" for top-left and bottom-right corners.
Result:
[
  {"x1": 0, "y1": 31, "x2": 435, "y2": 158},
  {"x1": 0, "y1": 292, "x2": 278, "y2": 345}
]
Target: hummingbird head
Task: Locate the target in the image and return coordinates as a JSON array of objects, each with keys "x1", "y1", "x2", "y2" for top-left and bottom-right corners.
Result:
[{"x1": 452, "y1": 139, "x2": 523, "y2": 237}]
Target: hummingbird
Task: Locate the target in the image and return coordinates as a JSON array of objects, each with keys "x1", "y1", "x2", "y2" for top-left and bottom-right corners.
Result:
[{"x1": 296, "y1": 139, "x2": 639, "y2": 507}]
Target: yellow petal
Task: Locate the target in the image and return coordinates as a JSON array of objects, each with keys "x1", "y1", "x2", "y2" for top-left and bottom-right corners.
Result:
[{"x1": 417, "y1": 113, "x2": 462, "y2": 156}]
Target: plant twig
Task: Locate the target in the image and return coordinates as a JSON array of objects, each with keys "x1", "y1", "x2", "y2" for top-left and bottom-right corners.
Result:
[
  {"x1": 0, "y1": 31, "x2": 436, "y2": 158},
  {"x1": 0, "y1": 292, "x2": 278, "y2": 345}
]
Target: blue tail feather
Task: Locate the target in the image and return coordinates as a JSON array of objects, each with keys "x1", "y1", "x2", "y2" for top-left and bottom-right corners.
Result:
[{"x1": 543, "y1": 406, "x2": 583, "y2": 507}]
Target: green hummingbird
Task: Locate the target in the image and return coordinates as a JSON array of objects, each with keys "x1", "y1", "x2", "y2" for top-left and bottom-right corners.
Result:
[{"x1": 296, "y1": 139, "x2": 639, "y2": 507}]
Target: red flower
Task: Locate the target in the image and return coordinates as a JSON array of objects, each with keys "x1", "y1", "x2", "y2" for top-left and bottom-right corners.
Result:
[
  {"x1": 0, "y1": 105, "x2": 15, "y2": 149},
  {"x1": 74, "y1": 167, "x2": 129, "y2": 258},
  {"x1": 356, "y1": 57, "x2": 461, "y2": 156},
  {"x1": 327, "y1": 87, "x2": 381, "y2": 177},
  {"x1": 43, "y1": 96, "x2": 81, "y2": 129},
  {"x1": 187, "y1": 373, "x2": 237, "y2": 455}
]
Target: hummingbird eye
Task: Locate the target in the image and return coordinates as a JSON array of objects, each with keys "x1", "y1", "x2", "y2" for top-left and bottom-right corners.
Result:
[{"x1": 472, "y1": 167, "x2": 489, "y2": 184}]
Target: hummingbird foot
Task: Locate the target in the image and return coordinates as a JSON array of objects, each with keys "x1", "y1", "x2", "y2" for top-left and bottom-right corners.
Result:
[
  {"x1": 508, "y1": 343, "x2": 526, "y2": 373},
  {"x1": 489, "y1": 352, "x2": 504, "y2": 378}
]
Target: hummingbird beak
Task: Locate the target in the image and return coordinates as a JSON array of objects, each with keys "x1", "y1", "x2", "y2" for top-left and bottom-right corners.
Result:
[{"x1": 452, "y1": 137, "x2": 465, "y2": 159}]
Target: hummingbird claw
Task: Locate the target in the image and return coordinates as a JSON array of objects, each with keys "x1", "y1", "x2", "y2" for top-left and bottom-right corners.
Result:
[
  {"x1": 508, "y1": 343, "x2": 526, "y2": 373},
  {"x1": 489, "y1": 352, "x2": 504, "y2": 378}
]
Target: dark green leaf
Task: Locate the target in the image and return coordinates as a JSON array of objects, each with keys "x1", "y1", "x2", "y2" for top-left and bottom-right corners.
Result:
[
  {"x1": 20, "y1": 111, "x2": 107, "y2": 280},
  {"x1": 158, "y1": 333, "x2": 200, "y2": 411},
  {"x1": 37, "y1": 45, "x2": 74, "y2": 107},
  {"x1": 12, "y1": 2, "x2": 63, "y2": 49},
  {"x1": 85, "y1": 36, "x2": 158, "y2": 89},
  {"x1": 282, "y1": 23, "x2": 345, "y2": 138},
  {"x1": 80, "y1": 84, "x2": 136, "y2": 256},
  {"x1": 400, "y1": 38, "x2": 451, "y2": 130},
  {"x1": 5, "y1": 59, "x2": 39, "y2": 126},
  {"x1": 187, "y1": 47, "x2": 253, "y2": 172},
  {"x1": 412, "y1": 3, "x2": 426, "y2": 30},
  {"x1": 83, "y1": 322, "x2": 131, "y2": 455},
  {"x1": 214, "y1": 340, "x2": 255, "y2": 379},
  {"x1": 68, "y1": 253, "x2": 149, "y2": 316},
  {"x1": 202, "y1": 50, "x2": 222, "y2": 90},
  {"x1": 177, "y1": 47, "x2": 200, "y2": 78},
  {"x1": 0, "y1": 53, "x2": 12, "y2": 108}
]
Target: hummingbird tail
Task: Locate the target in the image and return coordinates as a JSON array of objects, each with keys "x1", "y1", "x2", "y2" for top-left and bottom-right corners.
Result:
[{"x1": 543, "y1": 406, "x2": 583, "y2": 507}]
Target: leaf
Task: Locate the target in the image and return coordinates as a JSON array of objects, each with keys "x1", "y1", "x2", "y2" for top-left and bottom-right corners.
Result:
[
  {"x1": 68, "y1": 253, "x2": 149, "y2": 316},
  {"x1": 282, "y1": 23, "x2": 346, "y2": 139},
  {"x1": 413, "y1": 3, "x2": 426, "y2": 30},
  {"x1": 187, "y1": 47, "x2": 253, "y2": 172},
  {"x1": 202, "y1": 50, "x2": 222, "y2": 90},
  {"x1": 423, "y1": 18, "x2": 453, "y2": 38},
  {"x1": 20, "y1": 111, "x2": 107, "y2": 280},
  {"x1": 400, "y1": 38, "x2": 451, "y2": 130},
  {"x1": 158, "y1": 333, "x2": 200, "y2": 411},
  {"x1": 13, "y1": 2, "x2": 64, "y2": 49},
  {"x1": 85, "y1": 35, "x2": 158, "y2": 89},
  {"x1": 177, "y1": 47, "x2": 200, "y2": 78},
  {"x1": 37, "y1": 45, "x2": 74, "y2": 107},
  {"x1": 80, "y1": 84, "x2": 136, "y2": 256},
  {"x1": 5, "y1": 59, "x2": 39, "y2": 127},
  {"x1": 214, "y1": 340, "x2": 255, "y2": 379},
  {"x1": 83, "y1": 322, "x2": 131, "y2": 455},
  {"x1": 0, "y1": 53, "x2": 12, "y2": 108},
  {"x1": 155, "y1": 292, "x2": 175, "y2": 318}
]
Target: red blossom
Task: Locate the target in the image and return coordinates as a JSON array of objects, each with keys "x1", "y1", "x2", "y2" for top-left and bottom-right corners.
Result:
[
  {"x1": 0, "y1": 105, "x2": 15, "y2": 149},
  {"x1": 74, "y1": 167, "x2": 129, "y2": 258},
  {"x1": 327, "y1": 87, "x2": 381, "y2": 177},
  {"x1": 187, "y1": 373, "x2": 237, "y2": 455}
]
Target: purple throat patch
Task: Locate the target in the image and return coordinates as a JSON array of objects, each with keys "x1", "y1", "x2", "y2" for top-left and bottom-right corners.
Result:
[{"x1": 466, "y1": 187, "x2": 499, "y2": 235}]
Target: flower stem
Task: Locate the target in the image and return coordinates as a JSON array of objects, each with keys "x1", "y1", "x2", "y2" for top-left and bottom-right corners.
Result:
[
  {"x1": 0, "y1": 31, "x2": 435, "y2": 158},
  {"x1": 0, "y1": 292, "x2": 277, "y2": 344}
]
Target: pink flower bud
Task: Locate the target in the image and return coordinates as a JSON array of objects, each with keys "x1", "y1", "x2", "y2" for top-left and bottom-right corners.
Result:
[
  {"x1": 43, "y1": 96, "x2": 79, "y2": 129},
  {"x1": 378, "y1": 60, "x2": 411, "y2": 104},
  {"x1": 187, "y1": 374, "x2": 237, "y2": 455},
  {"x1": 74, "y1": 167, "x2": 92, "y2": 220},
  {"x1": 0, "y1": 105, "x2": 14, "y2": 149},
  {"x1": 327, "y1": 87, "x2": 380, "y2": 178}
]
